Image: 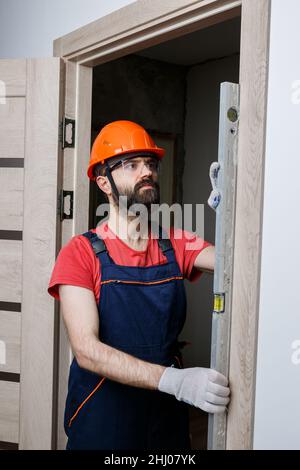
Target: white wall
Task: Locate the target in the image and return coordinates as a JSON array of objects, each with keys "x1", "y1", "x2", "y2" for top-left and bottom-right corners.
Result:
[
  {"x1": 253, "y1": 0, "x2": 300, "y2": 450},
  {"x1": 0, "y1": 0, "x2": 135, "y2": 58}
]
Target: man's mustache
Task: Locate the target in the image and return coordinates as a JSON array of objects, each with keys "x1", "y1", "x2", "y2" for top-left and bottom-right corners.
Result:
[{"x1": 135, "y1": 180, "x2": 159, "y2": 191}]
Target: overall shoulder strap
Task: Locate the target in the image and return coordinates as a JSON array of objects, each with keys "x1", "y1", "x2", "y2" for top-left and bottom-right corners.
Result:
[
  {"x1": 157, "y1": 225, "x2": 176, "y2": 262},
  {"x1": 82, "y1": 231, "x2": 113, "y2": 265},
  {"x1": 83, "y1": 226, "x2": 176, "y2": 264}
]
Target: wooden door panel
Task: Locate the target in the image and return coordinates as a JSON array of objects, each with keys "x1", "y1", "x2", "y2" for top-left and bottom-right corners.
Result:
[{"x1": 0, "y1": 58, "x2": 64, "y2": 449}]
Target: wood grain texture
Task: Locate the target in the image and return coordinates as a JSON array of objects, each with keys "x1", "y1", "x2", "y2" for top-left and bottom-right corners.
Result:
[
  {"x1": 0, "y1": 97, "x2": 25, "y2": 159},
  {"x1": 0, "y1": 59, "x2": 26, "y2": 96},
  {"x1": 0, "y1": 381, "x2": 19, "y2": 443},
  {"x1": 62, "y1": 60, "x2": 76, "y2": 247},
  {"x1": 0, "y1": 311, "x2": 21, "y2": 374},
  {"x1": 56, "y1": 61, "x2": 76, "y2": 451},
  {"x1": 0, "y1": 240, "x2": 22, "y2": 303},
  {"x1": 73, "y1": 65, "x2": 92, "y2": 235},
  {"x1": 19, "y1": 58, "x2": 64, "y2": 450},
  {"x1": 0, "y1": 168, "x2": 24, "y2": 231},
  {"x1": 53, "y1": 0, "x2": 241, "y2": 64},
  {"x1": 226, "y1": 0, "x2": 271, "y2": 450},
  {"x1": 56, "y1": 62, "x2": 92, "y2": 450}
]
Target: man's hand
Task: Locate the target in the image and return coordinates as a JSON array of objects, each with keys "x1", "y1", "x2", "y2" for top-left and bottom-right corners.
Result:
[{"x1": 158, "y1": 366, "x2": 230, "y2": 413}]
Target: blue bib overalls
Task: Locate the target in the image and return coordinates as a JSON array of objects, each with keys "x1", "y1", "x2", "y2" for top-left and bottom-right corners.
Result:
[{"x1": 64, "y1": 228, "x2": 191, "y2": 450}]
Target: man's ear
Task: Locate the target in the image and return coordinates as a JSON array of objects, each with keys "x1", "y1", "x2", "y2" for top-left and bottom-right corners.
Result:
[{"x1": 96, "y1": 175, "x2": 112, "y2": 196}]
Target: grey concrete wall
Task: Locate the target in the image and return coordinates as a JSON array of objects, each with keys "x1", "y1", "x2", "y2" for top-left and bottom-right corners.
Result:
[
  {"x1": 92, "y1": 55, "x2": 186, "y2": 136},
  {"x1": 180, "y1": 55, "x2": 240, "y2": 367}
]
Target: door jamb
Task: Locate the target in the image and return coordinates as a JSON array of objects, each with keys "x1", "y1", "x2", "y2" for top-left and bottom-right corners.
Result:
[{"x1": 54, "y1": 0, "x2": 271, "y2": 450}]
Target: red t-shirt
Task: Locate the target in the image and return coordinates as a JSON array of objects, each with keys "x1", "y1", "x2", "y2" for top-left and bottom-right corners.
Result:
[{"x1": 48, "y1": 222, "x2": 212, "y2": 304}]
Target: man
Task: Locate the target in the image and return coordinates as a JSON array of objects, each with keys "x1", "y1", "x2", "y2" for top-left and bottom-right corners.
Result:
[{"x1": 48, "y1": 120, "x2": 230, "y2": 450}]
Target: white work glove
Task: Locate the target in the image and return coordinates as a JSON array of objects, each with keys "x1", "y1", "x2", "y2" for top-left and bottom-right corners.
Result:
[{"x1": 158, "y1": 367, "x2": 230, "y2": 414}]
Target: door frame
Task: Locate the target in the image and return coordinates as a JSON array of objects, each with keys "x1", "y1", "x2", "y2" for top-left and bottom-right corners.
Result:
[{"x1": 53, "y1": 0, "x2": 271, "y2": 450}]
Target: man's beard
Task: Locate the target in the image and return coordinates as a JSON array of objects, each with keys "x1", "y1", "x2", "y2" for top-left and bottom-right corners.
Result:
[{"x1": 112, "y1": 178, "x2": 160, "y2": 216}]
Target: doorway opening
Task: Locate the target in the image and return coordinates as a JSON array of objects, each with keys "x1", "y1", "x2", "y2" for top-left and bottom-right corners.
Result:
[{"x1": 88, "y1": 15, "x2": 241, "y2": 449}]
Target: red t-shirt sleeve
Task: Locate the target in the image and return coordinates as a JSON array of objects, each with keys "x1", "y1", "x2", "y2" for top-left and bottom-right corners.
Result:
[
  {"x1": 170, "y1": 228, "x2": 213, "y2": 282},
  {"x1": 48, "y1": 235, "x2": 98, "y2": 301}
]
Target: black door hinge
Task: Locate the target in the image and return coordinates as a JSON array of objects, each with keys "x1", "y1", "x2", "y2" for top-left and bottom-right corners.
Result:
[
  {"x1": 59, "y1": 117, "x2": 75, "y2": 148},
  {"x1": 58, "y1": 190, "x2": 74, "y2": 221}
]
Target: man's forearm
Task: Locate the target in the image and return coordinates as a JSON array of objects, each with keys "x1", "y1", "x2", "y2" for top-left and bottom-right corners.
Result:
[{"x1": 76, "y1": 338, "x2": 166, "y2": 390}]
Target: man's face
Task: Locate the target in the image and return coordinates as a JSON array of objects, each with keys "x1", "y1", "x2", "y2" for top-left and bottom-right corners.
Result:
[{"x1": 110, "y1": 156, "x2": 160, "y2": 213}]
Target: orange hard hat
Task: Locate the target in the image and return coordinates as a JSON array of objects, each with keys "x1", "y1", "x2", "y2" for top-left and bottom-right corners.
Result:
[{"x1": 87, "y1": 120, "x2": 165, "y2": 180}]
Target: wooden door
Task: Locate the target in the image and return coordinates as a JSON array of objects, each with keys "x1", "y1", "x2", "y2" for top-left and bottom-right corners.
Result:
[
  {"x1": 0, "y1": 58, "x2": 64, "y2": 449},
  {"x1": 56, "y1": 62, "x2": 93, "y2": 450}
]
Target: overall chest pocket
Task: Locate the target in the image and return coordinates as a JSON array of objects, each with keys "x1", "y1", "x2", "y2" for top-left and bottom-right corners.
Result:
[{"x1": 99, "y1": 277, "x2": 185, "y2": 351}]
